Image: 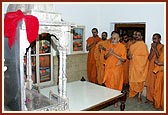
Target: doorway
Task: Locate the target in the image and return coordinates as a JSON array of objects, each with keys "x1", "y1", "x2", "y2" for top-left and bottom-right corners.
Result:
[{"x1": 112, "y1": 23, "x2": 146, "y2": 42}]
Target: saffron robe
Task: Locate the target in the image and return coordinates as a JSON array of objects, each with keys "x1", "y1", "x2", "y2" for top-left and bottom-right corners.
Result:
[
  {"x1": 153, "y1": 46, "x2": 164, "y2": 110},
  {"x1": 86, "y1": 36, "x2": 101, "y2": 83},
  {"x1": 146, "y1": 44, "x2": 164, "y2": 102},
  {"x1": 103, "y1": 42, "x2": 127, "y2": 91},
  {"x1": 121, "y1": 40, "x2": 135, "y2": 85},
  {"x1": 121, "y1": 41, "x2": 130, "y2": 84},
  {"x1": 94, "y1": 40, "x2": 110, "y2": 85},
  {"x1": 129, "y1": 41, "x2": 149, "y2": 97}
]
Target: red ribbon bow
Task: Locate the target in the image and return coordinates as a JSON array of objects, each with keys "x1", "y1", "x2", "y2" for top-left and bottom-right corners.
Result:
[{"x1": 4, "y1": 9, "x2": 39, "y2": 48}]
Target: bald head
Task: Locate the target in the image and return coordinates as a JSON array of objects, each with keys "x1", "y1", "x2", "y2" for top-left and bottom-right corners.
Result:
[{"x1": 111, "y1": 32, "x2": 120, "y2": 44}]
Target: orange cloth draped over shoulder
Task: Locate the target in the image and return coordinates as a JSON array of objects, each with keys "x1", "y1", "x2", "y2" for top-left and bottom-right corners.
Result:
[
  {"x1": 103, "y1": 42, "x2": 126, "y2": 91},
  {"x1": 94, "y1": 40, "x2": 110, "y2": 85},
  {"x1": 146, "y1": 44, "x2": 164, "y2": 102},
  {"x1": 153, "y1": 46, "x2": 164, "y2": 110},
  {"x1": 129, "y1": 41, "x2": 149, "y2": 97},
  {"x1": 86, "y1": 36, "x2": 101, "y2": 83},
  {"x1": 123, "y1": 39, "x2": 136, "y2": 84}
]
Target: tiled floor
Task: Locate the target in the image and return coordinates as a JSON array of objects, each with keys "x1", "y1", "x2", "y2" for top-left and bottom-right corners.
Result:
[{"x1": 100, "y1": 94, "x2": 162, "y2": 111}]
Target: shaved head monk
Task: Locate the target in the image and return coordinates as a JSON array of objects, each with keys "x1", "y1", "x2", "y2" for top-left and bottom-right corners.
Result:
[
  {"x1": 153, "y1": 43, "x2": 164, "y2": 110},
  {"x1": 103, "y1": 31, "x2": 126, "y2": 91},
  {"x1": 128, "y1": 30, "x2": 149, "y2": 101},
  {"x1": 146, "y1": 33, "x2": 164, "y2": 104},
  {"x1": 94, "y1": 32, "x2": 110, "y2": 85},
  {"x1": 86, "y1": 28, "x2": 101, "y2": 83}
]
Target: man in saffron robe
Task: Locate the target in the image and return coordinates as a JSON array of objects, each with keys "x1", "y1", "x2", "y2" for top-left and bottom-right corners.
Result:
[
  {"x1": 94, "y1": 32, "x2": 110, "y2": 85},
  {"x1": 86, "y1": 28, "x2": 101, "y2": 83},
  {"x1": 128, "y1": 31, "x2": 149, "y2": 101},
  {"x1": 103, "y1": 31, "x2": 126, "y2": 91},
  {"x1": 121, "y1": 33, "x2": 130, "y2": 91},
  {"x1": 153, "y1": 41, "x2": 164, "y2": 110},
  {"x1": 146, "y1": 33, "x2": 164, "y2": 103}
]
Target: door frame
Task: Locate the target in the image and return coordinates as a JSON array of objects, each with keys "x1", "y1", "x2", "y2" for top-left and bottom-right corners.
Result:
[{"x1": 110, "y1": 22, "x2": 146, "y2": 42}]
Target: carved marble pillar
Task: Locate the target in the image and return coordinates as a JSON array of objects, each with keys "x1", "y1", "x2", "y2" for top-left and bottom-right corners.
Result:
[
  {"x1": 58, "y1": 46, "x2": 63, "y2": 97},
  {"x1": 57, "y1": 46, "x2": 67, "y2": 99},
  {"x1": 56, "y1": 25, "x2": 70, "y2": 99},
  {"x1": 62, "y1": 49, "x2": 67, "y2": 99},
  {"x1": 26, "y1": 48, "x2": 33, "y2": 90},
  {"x1": 57, "y1": 45, "x2": 69, "y2": 110}
]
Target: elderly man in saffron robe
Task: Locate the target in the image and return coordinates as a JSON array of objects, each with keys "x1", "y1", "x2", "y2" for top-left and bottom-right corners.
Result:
[
  {"x1": 103, "y1": 31, "x2": 126, "y2": 91},
  {"x1": 86, "y1": 28, "x2": 101, "y2": 83},
  {"x1": 128, "y1": 30, "x2": 149, "y2": 101}
]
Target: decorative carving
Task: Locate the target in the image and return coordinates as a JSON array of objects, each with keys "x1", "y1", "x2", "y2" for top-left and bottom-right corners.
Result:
[
  {"x1": 28, "y1": 10, "x2": 62, "y2": 25},
  {"x1": 7, "y1": 4, "x2": 57, "y2": 13},
  {"x1": 6, "y1": 4, "x2": 74, "y2": 111},
  {"x1": 39, "y1": 26, "x2": 63, "y2": 38},
  {"x1": 25, "y1": 89, "x2": 69, "y2": 111}
]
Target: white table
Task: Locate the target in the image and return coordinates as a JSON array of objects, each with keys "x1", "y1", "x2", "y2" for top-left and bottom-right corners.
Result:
[{"x1": 40, "y1": 81, "x2": 126, "y2": 111}]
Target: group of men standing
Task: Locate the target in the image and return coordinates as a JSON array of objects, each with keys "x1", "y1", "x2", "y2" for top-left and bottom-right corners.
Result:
[{"x1": 86, "y1": 28, "x2": 164, "y2": 110}]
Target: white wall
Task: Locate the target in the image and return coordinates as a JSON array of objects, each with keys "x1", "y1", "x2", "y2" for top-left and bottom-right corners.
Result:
[
  {"x1": 54, "y1": 3, "x2": 165, "y2": 50},
  {"x1": 4, "y1": 3, "x2": 165, "y2": 50}
]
